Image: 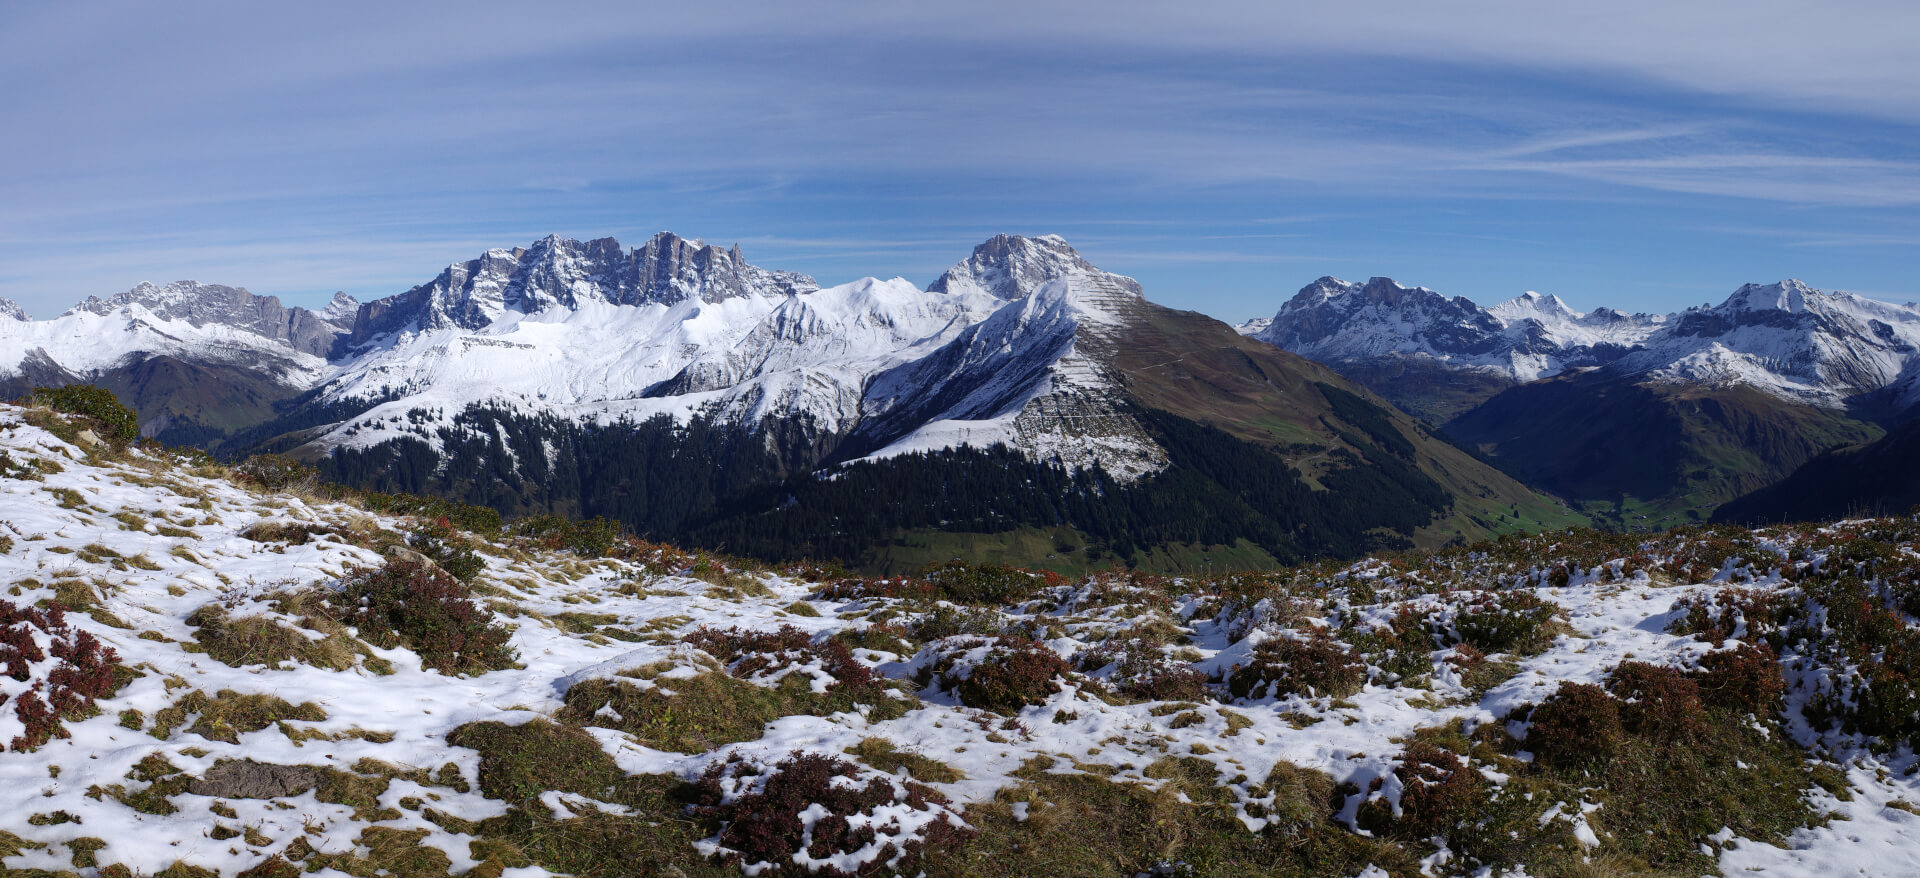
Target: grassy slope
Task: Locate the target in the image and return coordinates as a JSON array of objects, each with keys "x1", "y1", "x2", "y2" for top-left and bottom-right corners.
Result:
[
  {"x1": 1716, "y1": 413, "x2": 1920, "y2": 523},
  {"x1": 1110, "y1": 302, "x2": 1587, "y2": 548},
  {"x1": 1323, "y1": 355, "x2": 1517, "y2": 425},
  {"x1": 1444, "y1": 373, "x2": 1882, "y2": 529}
]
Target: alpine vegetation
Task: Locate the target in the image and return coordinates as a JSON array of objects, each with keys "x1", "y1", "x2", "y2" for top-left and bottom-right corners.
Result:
[{"x1": 0, "y1": 396, "x2": 1917, "y2": 876}]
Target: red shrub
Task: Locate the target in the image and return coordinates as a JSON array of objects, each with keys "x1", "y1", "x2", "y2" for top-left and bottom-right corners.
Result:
[
  {"x1": 327, "y1": 561, "x2": 515, "y2": 675},
  {"x1": 1394, "y1": 741, "x2": 1480, "y2": 833},
  {"x1": 693, "y1": 751, "x2": 972, "y2": 876},
  {"x1": 1226, "y1": 633, "x2": 1365, "y2": 700},
  {"x1": 0, "y1": 600, "x2": 122, "y2": 751},
  {"x1": 687, "y1": 625, "x2": 882, "y2": 695},
  {"x1": 1691, "y1": 643, "x2": 1785, "y2": 714},
  {"x1": 1077, "y1": 638, "x2": 1209, "y2": 702},
  {"x1": 1606, "y1": 662, "x2": 1707, "y2": 743},
  {"x1": 932, "y1": 637, "x2": 1071, "y2": 713},
  {"x1": 1525, "y1": 682, "x2": 1624, "y2": 769},
  {"x1": 1670, "y1": 587, "x2": 1794, "y2": 646}
]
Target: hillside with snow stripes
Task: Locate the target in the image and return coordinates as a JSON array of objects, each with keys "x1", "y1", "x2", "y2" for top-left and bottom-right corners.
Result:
[{"x1": 0, "y1": 400, "x2": 1917, "y2": 875}]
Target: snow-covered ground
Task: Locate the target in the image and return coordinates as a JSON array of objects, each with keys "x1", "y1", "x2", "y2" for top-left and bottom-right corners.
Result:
[{"x1": 1, "y1": 402, "x2": 1918, "y2": 876}]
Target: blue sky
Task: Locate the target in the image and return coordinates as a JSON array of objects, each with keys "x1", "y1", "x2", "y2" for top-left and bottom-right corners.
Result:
[{"x1": 6, "y1": 1, "x2": 1920, "y2": 321}]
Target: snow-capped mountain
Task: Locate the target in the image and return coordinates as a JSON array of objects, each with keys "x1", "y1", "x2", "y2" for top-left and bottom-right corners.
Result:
[
  {"x1": 845, "y1": 271, "x2": 1168, "y2": 481},
  {"x1": 340, "y1": 232, "x2": 819, "y2": 352},
  {"x1": 1242, "y1": 277, "x2": 1661, "y2": 382},
  {"x1": 0, "y1": 282, "x2": 345, "y2": 397},
  {"x1": 1245, "y1": 275, "x2": 1920, "y2": 413},
  {"x1": 0, "y1": 232, "x2": 1582, "y2": 562},
  {"x1": 1616, "y1": 280, "x2": 1920, "y2": 411}
]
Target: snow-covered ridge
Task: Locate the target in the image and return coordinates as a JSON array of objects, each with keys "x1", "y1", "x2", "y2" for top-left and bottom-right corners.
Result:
[{"x1": 1244, "y1": 275, "x2": 1920, "y2": 407}]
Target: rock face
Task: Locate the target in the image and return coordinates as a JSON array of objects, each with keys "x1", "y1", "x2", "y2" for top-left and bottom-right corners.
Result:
[
  {"x1": 927, "y1": 233, "x2": 1120, "y2": 301},
  {"x1": 187, "y1": 759, "x2": 319, "y2": 799},
  {"x1": 1246, "y1": 277, "x2": 1659, "y2": 383},
  {"x1": 339, "y1": 232, "x2": 819, "y2": 350},
  {"x1": 0, "y1": 298, "x2": 27, "y2": 321},
  {"x1": 1246, "y1": 275, "x2": 1920, "y2": 412},
  {"x1": 67, "y1": 280, "x2": 351, "y2": 358}
]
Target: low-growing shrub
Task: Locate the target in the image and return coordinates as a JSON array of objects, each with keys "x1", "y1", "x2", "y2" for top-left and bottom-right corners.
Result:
[
  {"x1": 1691, "y1": 643, "x2": 1784, "y2": 714},
  {"x1": 685, "y1": 625, "x2": 884, "y2": 697},
  {"x1": 1524, "y1": 682, "x2": 1623, "y2": 769},
  {"x1": 912, "y1": 604, "x2": 1004, "y2": 642},
  {"x1": 1392, "y1": 740, "x2": 1480, "y2": 835},
  {"x1": 1346, "y1": 608, "x2": 1436, "y2": 684},
  {"x1": 929, "y1": 636, "x2": 1072, "y2": 714},
  {"x1": 406, "y1": 518, "x2": 485, "y2": 582},
  {"x1": 692, "y1": 751, "x2": 972, "y2": 876},
  {"x1": 1606, "y1": 662, "x2": 1707, "y2": 744},
  {"x1": 1448, "y1": 591, "x2": 1560, "y2": 656},
  {"x1": 359, "y1": 492, "x2": 503, "y2": 535},
  {"x1": 1076, "y1": 638, "x2": 1209, "y2": 702},
  {"x1": 326, "y1": 561, "x2": 515, "y2": 675},
  {"x1": 0, "y1": 600, "x2": 123, "y2": 751},
  {"x1": 1225, "y1": 634, "x2": 1365, "y2": 701},
  {"x1": 511, "y1": 514, "x2": 622, "y2": 558},
  {"x1": 31, "y1": 384, "x2": 138, "y2": 444},
  {"x1": 233, "y1": 454, "x2": 319, "y2": 492},
  {"x1": 919, "y1": 562, "x2": 1054, "y2": 605},
  {"x1": 1669, "y1": 587, "x2": 1795, "y2": 646}
]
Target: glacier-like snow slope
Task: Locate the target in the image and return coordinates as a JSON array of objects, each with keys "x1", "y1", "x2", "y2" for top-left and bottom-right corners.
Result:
[
  {"x1": 282, "y1": 232, "x2": 1178, "y2": 480},
  {"x1": 1246, "y1": 276, "x2": 1920, "y2": 409},
  {"x1": 849, "y1": 272, "x2": 1169, "y2": 481},
  {"x1": 0, "y1": 281, "x2": 340, "y2": 390}
]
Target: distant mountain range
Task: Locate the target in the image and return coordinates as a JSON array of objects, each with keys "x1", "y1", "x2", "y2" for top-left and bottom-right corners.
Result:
[
  {"x1": 12, "y1": 235, "x2": 1917, "y2": 554},
  {"x1": 1239, "y1": 276, "x2": 1920, "y2": 525},
  {"x1": 0, "y1": 234, "x2": 1581, "y2": 570}
]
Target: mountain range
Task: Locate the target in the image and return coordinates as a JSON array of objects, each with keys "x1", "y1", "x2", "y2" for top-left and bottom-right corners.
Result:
[
  {"x1": 11, "y1": 233, "x2": 1918, "y2": 560},
  {"x1": 1239, "y1": 275, "x2": 1920, "y2": 526},
  {"x1": 0, "y1": 234, "x2": 1580, "y2": 570}
]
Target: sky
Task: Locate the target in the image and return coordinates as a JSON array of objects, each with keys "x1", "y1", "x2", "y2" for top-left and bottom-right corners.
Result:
[{"x1": 5, "y1": 1, "x2": 1920, "y2": 321}]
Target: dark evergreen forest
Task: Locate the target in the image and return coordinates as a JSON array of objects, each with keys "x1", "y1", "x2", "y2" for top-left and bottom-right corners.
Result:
[{"x1": 320, "y1": 403, "x2": 1453, "y2": 567}]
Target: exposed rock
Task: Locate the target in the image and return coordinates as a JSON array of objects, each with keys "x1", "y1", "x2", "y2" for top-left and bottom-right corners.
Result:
[{"x1": 187, "y1": 759, "x2": 318, "y2": 799}]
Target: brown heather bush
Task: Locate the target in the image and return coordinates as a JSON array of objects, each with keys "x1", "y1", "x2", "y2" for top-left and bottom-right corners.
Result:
[
  {"x1": 1691, "y1": 643, "x2": 1785, "y2": 713},
  {"x1": 685, "y1": 625, "x2": 884, "y2": 698},
  {"x1": 919, "y1": 561, "x2": 1059, "y2": 606},
  {"x1": 933, "y1": 637, "x2": 1071, "y2": 714},
  {"x1": 692, "y1": 751, "x2": 972, "y2": 877},
  {"x1": 1448, "y1": 590, "x2": 1560, "y2": 656},
  {"x1": 233, "y1": 454, "x2": 320, "y2": 492},
  {"x1": 0, "y1": 600, "x2": 123, "y2": 751},
  {"x1": 1075, "y1": 638, "x2": 1209, "y2": 702},
  {"x1": 1524, "y1": 682, "x2": 1624, "y2": 769},
  {"x1": 1605, "y1": 662, "x2": 1707, "y2": 744},
  {"x1": 327, "y1": 561, "x2": 515, "y2": 676},
  {"x1": 1392, "y1": 740, "x2": 1481, "y2": 835},
  {"x1": 1226, "y1": 634, "x2": 1365, "y2": 701},
  {"x1": 1670, "y1": 587, "x2": 1795, "y2": 646}
]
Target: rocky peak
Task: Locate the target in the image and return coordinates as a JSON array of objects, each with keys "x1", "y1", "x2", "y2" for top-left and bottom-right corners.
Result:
[
  {"x1": 341, "y1": 232, "x2": 820, "y2": 351},
  {"x1": 62, "y1": 280, "x2": 344, "y2": 358},
  {"x1": 928, "y1": 234, "x2": 1119, "y2": 301},
  {"x1": 1723, "y1": 279, "x2": 1817, "y2": 315},
  {"x1": 0, "y1": 298, "x2": 26, "y2": 321},
  {"x1": 319, "y1": 292, "x2": 360, "y2": 325}
]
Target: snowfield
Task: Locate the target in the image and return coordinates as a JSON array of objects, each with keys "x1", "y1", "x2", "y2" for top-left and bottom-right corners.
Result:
[{"x1": 2, "y1": 402, "x2": 1920, "y2": 876}]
